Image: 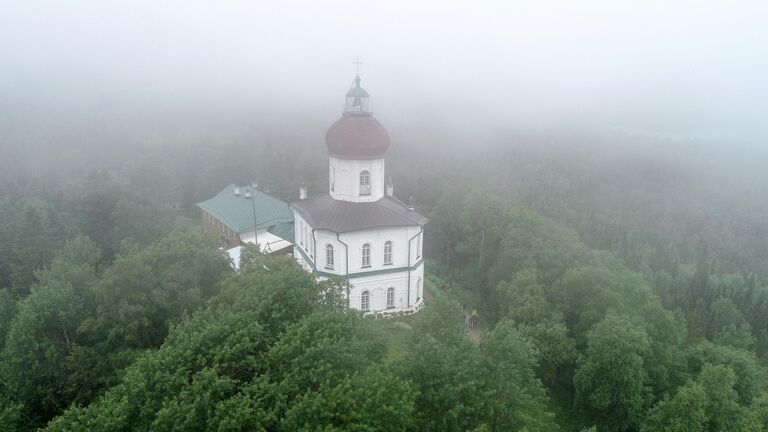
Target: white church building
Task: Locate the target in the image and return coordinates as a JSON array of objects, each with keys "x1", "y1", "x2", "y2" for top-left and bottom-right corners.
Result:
[{"x1": 291, "y1": 74, "x2": 428, "y2": 316}]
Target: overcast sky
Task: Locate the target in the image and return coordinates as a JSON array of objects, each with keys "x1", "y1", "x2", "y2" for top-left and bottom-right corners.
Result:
[{"x1": 1, "y1": 0, "x2": 767, "y2": 143}]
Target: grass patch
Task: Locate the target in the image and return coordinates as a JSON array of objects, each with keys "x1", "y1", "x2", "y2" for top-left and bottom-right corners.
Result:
[{"x1": 374, "y1": 318, "x2": 413, "y2": 363}]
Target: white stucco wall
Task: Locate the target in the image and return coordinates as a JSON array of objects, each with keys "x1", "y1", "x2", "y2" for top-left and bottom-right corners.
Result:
[
  {"x1": 347, "y1": 263, "x2": 424, "y2": 313},
  {"x1": 329, "y1": 156, "x2": 385, "y2": 202},
  {"x1": 292, "y1": 200, "x2": 426, "y2": 314},
  {"x1": 304, "y1": 226, "x2": 425, "y2": 313},
  {"x1": 292, "y1": 212, "x2": 315, "y2": 269},
  {"x1": 315, "y1": 262, "x2": 424, "y2": 313},
  {"x1": 312, "y1": 226, "x2": 423, "y2": 276}
]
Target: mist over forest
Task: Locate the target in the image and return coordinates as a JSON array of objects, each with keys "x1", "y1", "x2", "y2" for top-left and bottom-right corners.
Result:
[{"x1": 2, "y1": 1, "x2": 768, "y2": 431}]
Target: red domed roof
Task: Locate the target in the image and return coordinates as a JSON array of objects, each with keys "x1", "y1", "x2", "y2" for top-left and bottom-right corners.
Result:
[{"x1": 325, "y1": 114, "x2": 390, "y2": 160}]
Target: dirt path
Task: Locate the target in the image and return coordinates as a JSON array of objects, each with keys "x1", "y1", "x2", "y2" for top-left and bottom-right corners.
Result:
[
  {"x1": 393, "y1": 321, "x2": 412, "y2": 331},
  {"x1": 467, "y1": 326, "x2": 481, "y2": 346}
]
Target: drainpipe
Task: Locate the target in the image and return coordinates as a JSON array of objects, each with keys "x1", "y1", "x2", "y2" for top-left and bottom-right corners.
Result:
[
  {"x1": 336, "y1": 232, "x2": 350, "y2": 308},
  {"x1": 310, "y1": 228, "x2": 317, "y2": 272},
  {"x1": 406, "y1": 225, "x2": 424, "y2": 309}
]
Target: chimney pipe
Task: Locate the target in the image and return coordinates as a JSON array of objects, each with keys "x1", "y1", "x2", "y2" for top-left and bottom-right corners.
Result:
[
  {"x1": 299, "y1": 183, "x2": 308, "y2": 200},
  {"x1": 234, "y1": 186, "x2": 240, "y2": 195}
]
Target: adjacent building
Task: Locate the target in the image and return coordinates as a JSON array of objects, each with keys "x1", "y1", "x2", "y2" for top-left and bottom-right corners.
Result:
[{"x1": 197, "y1": 184, "x2": 294, "y2": 256}]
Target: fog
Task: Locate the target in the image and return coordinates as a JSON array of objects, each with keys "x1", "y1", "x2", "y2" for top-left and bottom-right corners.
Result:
[
  {"x1": 2, "y1": 0, "x2": 767, "y2": 145},
  {"x1": 5, "y1": 6, "x2": 768, "y2": 428}
]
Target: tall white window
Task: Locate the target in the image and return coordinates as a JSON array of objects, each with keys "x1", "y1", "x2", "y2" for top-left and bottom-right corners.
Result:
[
  {"x1": 362, "y1": 243, "x2": 371, "y2": 268},
  {"x1": 384, "y1": 241, "x2": 393, "y2": 265},
  {"x1": 386, "y1": 287, "x2": 395, "y2": 309},
  {"x1": 361, "y1": 291, "x2": 370, "y2": 312},
  {"x1": 416, "y1": 235, "x2": 421, "y2": 259},
  {"x1": 359, "y1": 171, "x2": 371, "y2": 196},
  {"x1": 325, "y1": 244, "x2": 334, "y2": 269}
]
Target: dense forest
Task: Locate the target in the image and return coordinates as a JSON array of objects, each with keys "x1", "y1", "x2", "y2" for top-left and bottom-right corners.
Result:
[{"x1": 2, "y1": 125, "x2": 768, "y2": 431}]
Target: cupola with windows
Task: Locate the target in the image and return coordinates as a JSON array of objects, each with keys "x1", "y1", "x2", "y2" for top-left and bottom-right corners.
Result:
[
  {"x1": 327, "y1": 74, "x2": 389, "y2": 203},
  {"x1": 345, "y1": 75, "x2": 371, "y2": 115}
]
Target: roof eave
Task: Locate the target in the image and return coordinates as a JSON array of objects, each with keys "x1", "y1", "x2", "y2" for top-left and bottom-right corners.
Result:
[{"x1": 303, "y1": 221, "x2": 427, "y2": 235}]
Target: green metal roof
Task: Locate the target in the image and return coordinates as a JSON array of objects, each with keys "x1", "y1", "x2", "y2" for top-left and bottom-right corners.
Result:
[
  {"x1": 346, "y1": 75, "x2": 370, "y2": 98},
  {"x1": 268, "y1": 221, "x2": 295, "y2": 243},
  {"x1": 197, "y1": 185, "x2": 294, "y2": 234},
  {"x1": 346, "y1": 87, "x2": 369, "y2": 98}
]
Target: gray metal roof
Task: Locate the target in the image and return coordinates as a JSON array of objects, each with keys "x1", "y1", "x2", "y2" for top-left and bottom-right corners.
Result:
[{"x1": 291, "y1": 194, "x2": 428, "y2": 233}]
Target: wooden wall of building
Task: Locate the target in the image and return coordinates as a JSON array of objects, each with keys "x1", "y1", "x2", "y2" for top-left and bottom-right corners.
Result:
[{"x1": 200, "y1": 210, "x2": 240, "y2": 248}]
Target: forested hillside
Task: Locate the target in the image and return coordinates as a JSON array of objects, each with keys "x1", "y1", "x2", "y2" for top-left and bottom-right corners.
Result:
[{"x1": 1, "y1": 131, "x2": 768, "y2": 431}]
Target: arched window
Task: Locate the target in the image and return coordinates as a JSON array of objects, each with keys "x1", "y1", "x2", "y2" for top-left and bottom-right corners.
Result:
[
  {"x1": 383, "y1": 241, "x2": 393, "y2": 265},
  {"x1": 325, "y1": 244, "x2": 334, "y2": 269},
  {"x1": 359, "y1": 171, "x2": 371, "y2": 196},
  {"x1": 361, "y1": 243, "x2": 371, "y2": 268},
  {"x1": 386, "y1": 287, "x2": 395, "y2": 309},
  {"x1": 361, "y1": 291, "x2": 370, "y2": 312}
]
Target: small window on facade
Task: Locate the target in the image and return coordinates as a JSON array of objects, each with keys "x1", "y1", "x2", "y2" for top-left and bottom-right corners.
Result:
[
  {"x1": 384, "y1": 241, "x2": 393, "y2": 265},
  {"x1": 386, "y1": 287, "x2": 395, "y2": 309},
  {"x1": 326, "y1": 244, "x2": 334, "y2": 269},
  {"x1": 361, "y1": 291, "x2": 370, "y2": 312},
  {"x1": 359, "y1": 171, "x2": 371, "y2": 196},
  {"x1": 362, "y1": 243, "x2": 371, "y2": 268}
]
